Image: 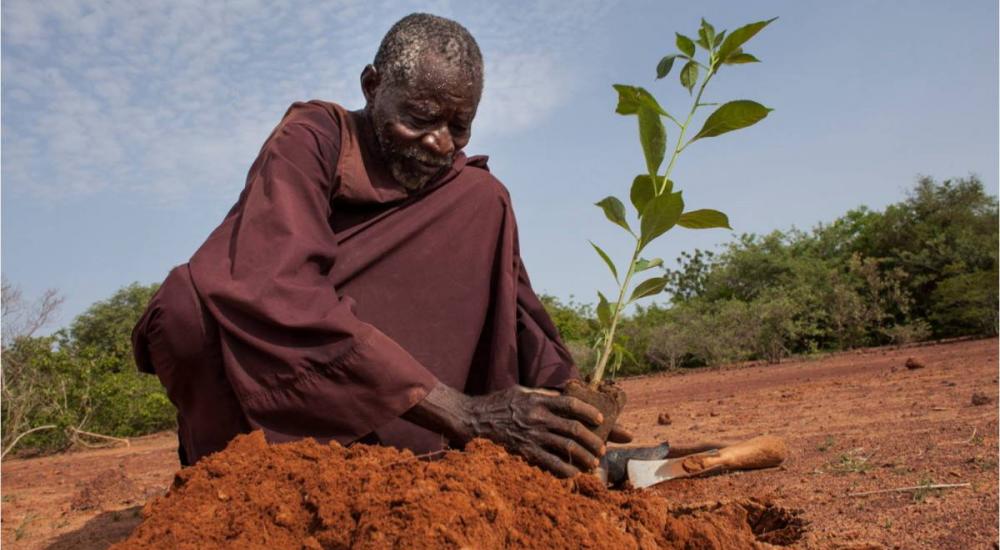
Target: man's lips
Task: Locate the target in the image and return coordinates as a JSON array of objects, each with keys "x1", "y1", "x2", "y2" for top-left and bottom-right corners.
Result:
[{"x1": 409, "y1": 157, "x2": 449, "y2": 174}]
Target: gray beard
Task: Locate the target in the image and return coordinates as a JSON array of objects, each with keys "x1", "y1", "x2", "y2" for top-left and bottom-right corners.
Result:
[{"x1": 372, "y1": 116, "x2": 452, "y2": 191}]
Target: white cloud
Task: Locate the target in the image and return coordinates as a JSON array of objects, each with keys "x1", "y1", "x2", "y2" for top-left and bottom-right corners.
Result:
[
  {"x1": 474, "y1": 52, "x2": 569, "y2": 139},
  {"x1": 1, "y1": 0, "x2": 615, "y2": 203}
]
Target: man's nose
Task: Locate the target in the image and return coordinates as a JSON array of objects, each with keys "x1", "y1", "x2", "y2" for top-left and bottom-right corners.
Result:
[{"x1": 422, "y1": 126, "x2": 455, "y2": 157}]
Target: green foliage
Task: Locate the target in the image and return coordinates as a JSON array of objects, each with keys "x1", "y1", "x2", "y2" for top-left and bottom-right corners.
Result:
[
  {"x1": 929, "y1": 270, "x2": 999, "y2": 336},
  {"x1": 849, "y1": 176, "x2": 998, "y2": 322},
  {"x1": 538, "y1": 294, "x2": 597, "y2": 344},
  {"x1": 678, "y1": 209, "x2": 731, "y2": 229},
  {"x1": 570, "y1": 176, "x2": 997, "y2": 376},
  {"x1": 690, "y1": 100, "x2": 772, "y2": 142},
  {"x1": 639, "y1": 192, "x2": 684, "y2": 250},
  {"x1": 69, "y1": 283, "x2": 161, "y2": 371},
  {"x1": 2, "y1": 282, "x2": 173, "y2": 457}
]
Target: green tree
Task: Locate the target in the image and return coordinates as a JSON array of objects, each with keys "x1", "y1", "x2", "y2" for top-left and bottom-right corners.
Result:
[
  {"x1": 930, "y1": 270, "x2": 999, "y2": 337},
  {"x1": 854, "y1": 176, "x2": 998, "y2": 328},
  {"x1": 69, "y1": 282, "x2": 161, "y2": 372}
]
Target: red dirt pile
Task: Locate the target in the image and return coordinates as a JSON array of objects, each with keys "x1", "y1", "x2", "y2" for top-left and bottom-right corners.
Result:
[{"x1": 113, "y1": 431, "x2": 803, "y2": 549}]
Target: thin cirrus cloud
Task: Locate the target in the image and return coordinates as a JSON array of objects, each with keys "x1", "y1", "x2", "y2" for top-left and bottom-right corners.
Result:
[{"x1": 1, "y1": 0, "x2": 605, "y2": 204}]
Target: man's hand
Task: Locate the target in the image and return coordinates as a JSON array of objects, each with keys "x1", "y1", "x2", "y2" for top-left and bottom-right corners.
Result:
[
  {"x1": 404, "y1": 382, "x2": 607, "y2": 478},
  {"x1": 608, "y1": 423, "x2": 634, "y2": 444},
  {"x1": 464, "y1": 386, "x2": 606, "y2": 477}
]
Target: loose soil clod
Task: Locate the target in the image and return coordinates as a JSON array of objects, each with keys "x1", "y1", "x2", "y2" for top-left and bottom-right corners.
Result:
[
  {"x1": 563, "y1": 378, "x2": 627, "y2": 441},
  {"x1": 971, "y1": 392, "x2": 991, "y2": 406},
  {"x1": 112, "y1": 431, "x2": 803, "y2": 549}
]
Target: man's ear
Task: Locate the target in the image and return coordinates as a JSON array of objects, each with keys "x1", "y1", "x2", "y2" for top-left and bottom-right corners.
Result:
[{"x1": 361, "y1": 65, "x2": 380, "y2": 104}]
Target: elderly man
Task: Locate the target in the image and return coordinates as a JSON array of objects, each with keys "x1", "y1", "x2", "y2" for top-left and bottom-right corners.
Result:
[{"x1": 132, "y1": 13, "x2": 629, "y2": 478}]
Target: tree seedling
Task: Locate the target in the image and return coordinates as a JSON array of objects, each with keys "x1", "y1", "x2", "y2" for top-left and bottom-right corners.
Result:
[{"x1": 589, "y1": 17, "x2": 777, "y2": 387}]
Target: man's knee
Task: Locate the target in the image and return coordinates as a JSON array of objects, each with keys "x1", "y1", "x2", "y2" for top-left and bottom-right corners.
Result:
[
  {"x1": 146, "y1": 265, "x2": 218, "y2": 367},
  {"x1": 134, "y1": 265, "x2": 222, "y2": 404}
]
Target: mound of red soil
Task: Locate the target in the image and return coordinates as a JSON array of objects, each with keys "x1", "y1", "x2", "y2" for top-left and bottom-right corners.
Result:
[{"x1": 113, "y1": 432, "x2": 803, "y2": 549}]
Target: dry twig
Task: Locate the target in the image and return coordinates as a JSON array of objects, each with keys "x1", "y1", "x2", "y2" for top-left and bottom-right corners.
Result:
[
  {"x1": 1, "y1": 424, "x2": 58, "y2": 460},
  {"x1": 848, "y1": 482, "x2": 970, "y2": 497},
  {"x1": 69, "y1": 427, "x2": 130, "y2": 448}
]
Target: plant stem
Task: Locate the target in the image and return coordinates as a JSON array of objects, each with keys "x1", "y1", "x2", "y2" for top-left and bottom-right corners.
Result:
[
  {"x1": 662, "y1": 69, "x2": 714, "y2": 190},
  {"x1": 589, "y1": 241, "x2": 643, "y2": 388}
]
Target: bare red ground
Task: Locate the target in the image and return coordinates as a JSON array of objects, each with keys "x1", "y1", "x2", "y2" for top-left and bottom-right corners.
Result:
[{"x1": 2, "y1": 338, "x2": 997, "y2": 549}]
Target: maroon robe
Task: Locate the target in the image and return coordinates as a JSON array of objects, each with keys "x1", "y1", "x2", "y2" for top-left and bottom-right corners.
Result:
[{"x1": 132, "y1": 100, "x2": 579, "y2": 462}]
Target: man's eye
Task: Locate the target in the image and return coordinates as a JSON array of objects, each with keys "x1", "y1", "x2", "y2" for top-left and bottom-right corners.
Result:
[{"x1": 408, "y1": 114, "x2": 435, "y2": 126}]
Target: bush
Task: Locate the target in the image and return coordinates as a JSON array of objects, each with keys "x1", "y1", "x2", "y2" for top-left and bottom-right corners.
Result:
[
  {"x1": 884, "y1": 320, "x2": 933, "y2": 346},
  {"x1": 1, "y1": 283, "x2": 174, "y2": 458},
  {"x1": 929, "y1": 271, "x2": 999, "y2": 337}
]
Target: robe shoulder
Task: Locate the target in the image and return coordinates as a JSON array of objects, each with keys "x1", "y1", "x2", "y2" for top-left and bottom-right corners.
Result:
[
  {"x1": 458, "y1": 162, "x2": 515, "y2": 208},
  {"x1": 277, "y1": 100, "x2": 343, "y2": 138}
]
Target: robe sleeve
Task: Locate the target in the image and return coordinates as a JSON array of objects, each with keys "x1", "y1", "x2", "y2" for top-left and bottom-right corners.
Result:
[
  {"x1": 512, "y1": 233, "x2": 581, "y2": 389},
  {"x1": 188, "y1": 108, "x2": 437, "y2": 444}
]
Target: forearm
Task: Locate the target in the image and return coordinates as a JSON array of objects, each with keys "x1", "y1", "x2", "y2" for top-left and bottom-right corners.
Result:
[{"x1": 402, "y1": 381, "x2": 476, "y2": 445}]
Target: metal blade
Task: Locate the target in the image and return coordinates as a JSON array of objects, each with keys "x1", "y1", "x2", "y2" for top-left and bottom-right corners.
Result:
[
  {"x1": 627, "y1": 457, "x2": 690, "y2": 489},
  {"x1": 627, "y1": 449, "x2": 722, "y2": 489}
]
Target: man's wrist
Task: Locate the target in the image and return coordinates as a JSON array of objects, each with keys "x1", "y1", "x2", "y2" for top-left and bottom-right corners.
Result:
[{"x1": 403, "y1": 381, "x2": 478, "y2": 445}]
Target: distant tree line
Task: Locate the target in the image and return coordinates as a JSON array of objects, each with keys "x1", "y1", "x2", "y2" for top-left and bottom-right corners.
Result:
[
  {"x1": 545, "y1": 176, "x2": 998, "y2": 376},
  {"x1": 1, "y1": 176, "x2": 995, "y2": 456},
  {"x1": 2, "y1": 281, "x2": 172, "y2": 457}
]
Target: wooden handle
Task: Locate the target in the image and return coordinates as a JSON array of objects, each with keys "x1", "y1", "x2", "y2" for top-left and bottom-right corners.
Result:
[
  {"x1": 680, "y1": 435, "x2": 787, "y2": 474},
  {"x1": 711, "y1": 435, "x2": 786, "y2": 471}
]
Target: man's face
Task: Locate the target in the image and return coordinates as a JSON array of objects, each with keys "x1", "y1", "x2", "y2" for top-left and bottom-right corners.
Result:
[{"x1": 364, "y1": 55, "x2": 481, "y2": 191}]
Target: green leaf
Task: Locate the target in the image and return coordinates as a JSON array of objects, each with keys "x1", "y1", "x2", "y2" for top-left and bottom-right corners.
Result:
[
  {"x1": 613, "y1": 84, "x2": 668, "y2": 116},
  {"x1": 677, "y1": 209, "x2": 732, "y2": 229},
  {"x1": 630, "y1": 175, "x2": 673, "y2": 214},
  {"x1": 589, "y1": 241, "x2": 619, "y2": 283},
  {"x1": 679, "y1": 60, "x2": 699, "y2": 94},
  {"x1": 630, "y1": 276, "x2": 667, "y2": 302},
  {"x1": 656, "y1": 55, "x2": 678, "y2": 79},
  {"x1": 597, "y1": 292, "x2": 611, "y2": 327},
  {"x1": 691, "y1": 100, "x2": 772, "y2": 141},
  {"x1": 697, "y1": 18, "x2": 716, "y2": 50},
  {"x1": 595, "y1": 196, "x2": 631, "y2": 233},
  {"x1": 613, "y1": 342, "x2": 638, "y2": 365},
  {"x1": 630, "y1": 175, "x2": 655, "y2": 214},
  {"x1": 675, "y1": 33, "x2": 696, "y2": 57},
  {"x1": 724, "y1": 52, "x2": 760, "y2": 65},
  {"x1": 638, "y1": 105, "x2": 666, "y2": 177},
  {"x1": 717, "y1": 17, "x2": 777, "y2": 65},
  {"x1": 713, "y1": 30, "x2": 726, "y2": 48},
  {"x1": 639, "y1": 191, "x2": 684, "y2": 250},
  {"x1": 634, "y1": 257, "x2": 664, "y2": 272}
]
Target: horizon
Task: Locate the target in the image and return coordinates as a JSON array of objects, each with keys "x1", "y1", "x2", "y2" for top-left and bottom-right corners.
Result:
[{"x1": 2, "y1": 0, "x2": 998, "y2": 331}]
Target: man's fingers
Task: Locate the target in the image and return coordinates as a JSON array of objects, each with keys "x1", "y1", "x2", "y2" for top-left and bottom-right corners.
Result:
[
  {"x1": 608, "y1": 423, "x2": 634, "y2": 444},
  {"x1": 522, "y1": 387, "x2": 560, "y2": 397},
  {"x1": 545, "y1": 414, "x2": 605, "y2": 458},
  {"x1": 539, "y1": 433, "x2": 600, "y2": 471},
  {"x1": 520, "y1": 445, "x2": 580, "y2": 479},
  {"x1": 544, "y1": 395, "x2": 604, "y2": 427}
]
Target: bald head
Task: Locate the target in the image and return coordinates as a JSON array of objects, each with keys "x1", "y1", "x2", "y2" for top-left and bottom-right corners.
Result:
[
  {"x1": 362, "y1": 14, "x2": 483, "y2": 191},
  {"x1": 373, "y1": 13, "x2": 484, "y2": 92}
]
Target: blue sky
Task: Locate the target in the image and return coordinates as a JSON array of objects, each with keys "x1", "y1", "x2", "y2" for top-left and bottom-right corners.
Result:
[{"x1": 2, "y1": 0, "x2": 998, "y2": 331}]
